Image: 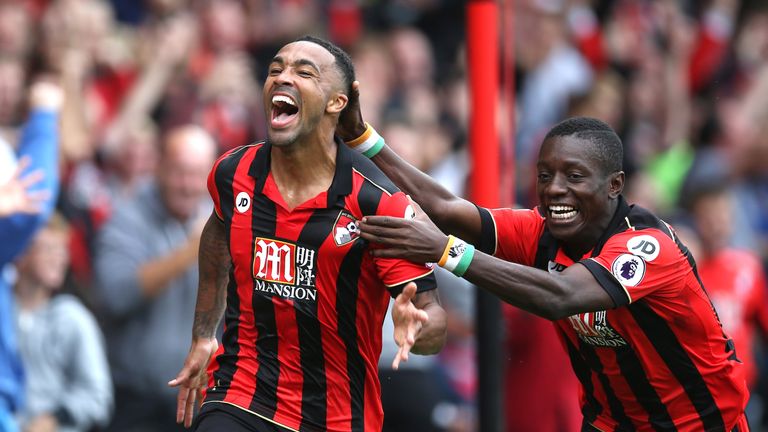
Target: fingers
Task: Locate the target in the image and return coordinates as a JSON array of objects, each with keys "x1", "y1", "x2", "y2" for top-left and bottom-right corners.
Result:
[
  {"x1": 184, "y1": 387, "x2": 197, "y2": 428},
  {"x1": 395, "y1": 282, "x2": 417, "y2": 305},
  {"x1": 168, "y1": 366, "x2": 190, "y2": 388},
  {"x1": 175, "y1": 387, "x2": 190, "y2": 424},
  {"x1": 392, "y1": 341, "x2": 412, "y2": 370}
]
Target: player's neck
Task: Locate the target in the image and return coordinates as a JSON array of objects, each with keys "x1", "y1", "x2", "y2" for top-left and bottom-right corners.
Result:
[{"x1": 270, "y1": 132, "x2": 337, "y2": 210}]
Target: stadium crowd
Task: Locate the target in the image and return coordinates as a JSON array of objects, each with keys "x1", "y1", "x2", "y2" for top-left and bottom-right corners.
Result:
[{"x1": 0, "y1": 0, "x2": 766, "y2": 431}]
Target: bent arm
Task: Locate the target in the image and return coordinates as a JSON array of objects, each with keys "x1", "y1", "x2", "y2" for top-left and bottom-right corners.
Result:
[
  {"x1": 192, "y1": 212, "x2": 230, "y2": 339},
  {"x1": 370, "y1": 145, "x2": 483, "y2": 244},
  {"x1": 463, "y1": 251, "x2": 615, "y2": 320},
  {"x1": 337, "y1": 83, "x2": 483, "y2": 244},
  {"x1": 410, "y1": 289, "x2": 447, "y2": 355}
]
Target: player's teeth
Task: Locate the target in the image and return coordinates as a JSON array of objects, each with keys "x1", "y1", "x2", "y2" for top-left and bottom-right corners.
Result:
[
  {"x1": 551, "y1": 210, "x2": 577, "y2": 219},
  {"x1": 272, "y1": 95, "x2": 295, "y2": 105}
]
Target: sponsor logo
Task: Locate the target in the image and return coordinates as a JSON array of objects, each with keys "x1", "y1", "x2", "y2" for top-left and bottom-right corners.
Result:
[
  {"x1": 333, "y1": 210, "x2": 360, "y2": 246},
  {"x1": 567, "y1": 311, "x2": 627, "y2": 347},
  {"x1": 547, "y1": 260, "x2": 567, "y2": 273},
  {"x1": 627, "y1": 235, "x2": 660, "y2": 261},
  {"x1": 611, "y1": 254, "x2": 645, "y2": 287},
  {"x1": 235, "y1": 192, "x2": 251, "y2": 213},
  {"x1": 448, "y1": 241, "x2": 467, "y2": 259},
  {"x1": 252, "y1": 237, "x2": 318, "y2": 301},
  {"x1": 404, "y1": 204, "x2": 416, "y2": 219}
]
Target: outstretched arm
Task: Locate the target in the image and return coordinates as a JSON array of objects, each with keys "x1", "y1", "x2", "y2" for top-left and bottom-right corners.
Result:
[
  {"x1": 360, "y1": 203, "x2": 614, "y2": 321},
  {"x1": 169, "y1": 212, "x2": 230, "y2": 428},
  {"x1": 336, "y1": 81, "x2": 483, "y2": 245}
]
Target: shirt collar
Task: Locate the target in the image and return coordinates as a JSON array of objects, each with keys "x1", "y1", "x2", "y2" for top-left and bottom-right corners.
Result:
[{"x1": 248, "y1": 137, "x2": 353, "y2": 208}]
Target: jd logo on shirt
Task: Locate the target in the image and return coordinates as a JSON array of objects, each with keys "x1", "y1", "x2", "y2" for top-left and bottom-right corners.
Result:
[
  {"x1": 235, "y1": 192, "x2": 251, "y2": 213},
  {"x1": 627, "y1": 235, "x2": 660, "y2": 261}
]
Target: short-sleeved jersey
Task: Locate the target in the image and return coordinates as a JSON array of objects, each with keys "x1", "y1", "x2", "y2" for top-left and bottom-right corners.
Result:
[
  {"x1": 202, "y1": 141, "x2": 436, "y2": 432},
  {"x1": 477, "y1": 197, "x2": 749, "y2": 432}
]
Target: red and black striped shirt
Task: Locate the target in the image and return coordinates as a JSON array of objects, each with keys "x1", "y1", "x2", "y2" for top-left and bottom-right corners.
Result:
[
  {"x1": 202, "y1": 141, "x2": 436, "y2": 432},
  {"x1": 477, "y1": 197, "x2": 748, "y2": 431}
]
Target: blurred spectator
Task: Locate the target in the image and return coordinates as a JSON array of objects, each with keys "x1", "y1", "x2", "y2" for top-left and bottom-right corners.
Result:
[
  {"x1": 14, "y1": 212, "x2": 113, "y2": 432},
  {"x1": 682, "y1": 180, "x2": 768, "y2": 428},
  {"x1": 0, "y1": 80, "x2": 62, "y2": 432},
  {"x1": 93, "y1": 125, "x2": 215, "y2": 432},
  {"x1": 514, "y1": 0, "x2": 593, "y2": 203}
]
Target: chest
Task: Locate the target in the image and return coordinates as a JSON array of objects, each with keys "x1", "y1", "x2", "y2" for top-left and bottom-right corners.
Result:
[{"x1": 227, "y1": 204, "x2": 364, "y2": 289}]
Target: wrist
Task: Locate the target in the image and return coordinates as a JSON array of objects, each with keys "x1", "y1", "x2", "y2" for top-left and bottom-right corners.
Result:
[
  {"x1": 437, "y1": 235, "x2": 475, "y2": 277},
  {"x1": 344, "y1": 122, "x2": 386, "y2": 158}
]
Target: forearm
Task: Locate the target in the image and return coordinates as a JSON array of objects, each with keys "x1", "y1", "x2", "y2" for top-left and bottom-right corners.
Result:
[
  {"x1": 137, "y1": 243, "x2": 197, "y2": 298},
  {"x1": 372, "y1": 146, "x2": 455, "y2": 216},
  {"x1": 192, "y1": 215, "x2": 230, "y2": 339},
  {"x1": 411, "y1": 301, "x2": 447, "y2": 355},
  {"x1": 371, "y1": 145, "x2": 480, "y2": 241},
  {"x1": 462, "y1": 251, "x2": 574, "y2": 320}
]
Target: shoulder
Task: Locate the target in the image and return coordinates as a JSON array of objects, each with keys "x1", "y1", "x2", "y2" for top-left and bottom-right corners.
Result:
[
  {"x1": 349, "y1": 151, "x2": 400, "y2": 196},
  {"x1": 49, "y1": 295, "x2": 98, "y2": 327},
  {"x1": 212, "y1": 142, "x2": 263, "y2": 175}
]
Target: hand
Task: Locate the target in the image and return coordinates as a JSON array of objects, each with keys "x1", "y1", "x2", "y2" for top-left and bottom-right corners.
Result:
[
  {"x1": 359, "y1": 197, "x2": 448, "y2": 263},
  {"x1": 391, "y1": 282, "x2": 429, "y2": 369},
  {"x1": 0, "y1": 157, "x2": 49, "y2": 217},
  {"x1": 29, "y1": 81, "x2": 64, "y2": 111},
  {"x1": 335, "y1": 80, "x2": 368, "y2": 142},
  {"x1": 24, "y1": 413, "x2": 58, "y2": 432},
  {"x1": 168, "y1": 337, "x2": 219, "y2": 428}
]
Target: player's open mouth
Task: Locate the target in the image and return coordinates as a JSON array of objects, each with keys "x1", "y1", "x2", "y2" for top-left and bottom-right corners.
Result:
[
  {"x1": 548, "y1": 205, "x2": 579, "y2": 220},
  {"x1": 271, "y1": 94, "x2": 299, "y2": 128}
]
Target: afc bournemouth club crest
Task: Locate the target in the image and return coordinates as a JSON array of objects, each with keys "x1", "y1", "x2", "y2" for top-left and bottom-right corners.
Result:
[{"x1": 333, "y1": 210, "x2": 360, "y2": 246}]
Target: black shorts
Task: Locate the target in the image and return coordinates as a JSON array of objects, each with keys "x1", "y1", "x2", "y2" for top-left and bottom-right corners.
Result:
[{"x1": 193, "y1": 402, "x2": 295, "y2": 432}]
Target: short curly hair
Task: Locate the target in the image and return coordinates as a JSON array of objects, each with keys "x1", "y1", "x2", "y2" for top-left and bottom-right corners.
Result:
[
  {"x1": 296, "y1": 35, "x2": 355, "y2": 96},
  {"x1": 544, "y1": 117, "x2": 623, "y2": 175}
]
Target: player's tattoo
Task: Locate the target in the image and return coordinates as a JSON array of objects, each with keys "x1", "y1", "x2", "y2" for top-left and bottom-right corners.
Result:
[{"x1": 193, "y1": 215, "x2": 230, "y2": 339}]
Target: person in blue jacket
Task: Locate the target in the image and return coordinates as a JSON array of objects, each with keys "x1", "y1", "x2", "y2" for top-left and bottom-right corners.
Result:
[{"x1": 0, "y1": 81, "x2": 63, "y2": 432}]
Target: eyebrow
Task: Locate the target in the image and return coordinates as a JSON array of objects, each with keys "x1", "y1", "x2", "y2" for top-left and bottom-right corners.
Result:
[{"x1": 269, "y1": 56, "x2": 321, "y2": 74}]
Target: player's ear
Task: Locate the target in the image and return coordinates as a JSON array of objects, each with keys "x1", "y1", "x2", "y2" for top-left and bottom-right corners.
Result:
[
  {"x1": 608, "y1": 171, "x2": 625, "y2": 198},
  {"x1": 327, "y1": 91, "x2": 348, "y2": 114}
]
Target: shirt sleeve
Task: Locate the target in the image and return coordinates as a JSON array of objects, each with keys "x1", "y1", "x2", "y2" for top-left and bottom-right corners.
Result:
[
  {"x1": 371, "y1": 191, "x2": 436, "y2": 297},
  {"x1": 477, "y1": 206, "x2": 545, "y2": 266},
  {"x1": 581, "y1": 228, "x2": 687, "y2": 307},
  {"x1": 0, "y1": 109, "x2": 59, "y2": 264},
  {"x1": 207, "y1": 153, "x2": 226, "y2": 221}
]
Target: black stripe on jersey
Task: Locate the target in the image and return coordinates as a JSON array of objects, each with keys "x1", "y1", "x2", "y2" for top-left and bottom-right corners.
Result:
[
  {"x1": 534, "y1": 230, "x2": 558, "y2": 271},
  {"x1": 564, "y1": 337, "x2": 602, "y2": 423},
  {"x1": 209, "y1": 269, "x2": 241, "y2": 402},
  {"x1": 357, "y1": 179, "x2": 384, "y2": 218},
  {"x1": 628, "y1": 301, "x2": 726, "y2": 430},
  {"x1": 214, "y1": 145, "x2": 251, "y2": 225},
  {"x1": 336, "y1": 240, "x2": 367, "y2": 432},
  {"x1": 210, "y1": 146, "x2": 249, "y2": 402},
  {"x1": 349, "y1": 150, "x2": 400, "y2": 196},
  {"x1": 249, "y1": 188, "x2": 280, "y2": 418},
  {"x1": 613, "y1": 341, "x2": 675, "y2": 431},
  {"x1": 476, "y1": 206, "x2": 497, "y2": 255},
  {"x1": 581, "y1": 260, "x2": 630, "y2": 307},
  {"x1": 294, "y1": 209, "x2": 339, "y2": 431},
  {"x1": 578, "y1": 342, "x2": 635, "y2": 430},
  {"x1": 672, "y1": 229, "x2": 741, "y2": 362}
]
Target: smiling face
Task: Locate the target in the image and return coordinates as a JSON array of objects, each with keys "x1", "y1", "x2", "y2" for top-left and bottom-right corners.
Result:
[
  {"x1": 536, "y1": 135, "x2": 624, "y2": 253},
  {"x1": 263, "y1": 41, "x2": 348, "y2": 148}
]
